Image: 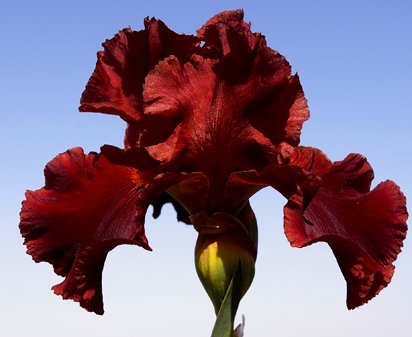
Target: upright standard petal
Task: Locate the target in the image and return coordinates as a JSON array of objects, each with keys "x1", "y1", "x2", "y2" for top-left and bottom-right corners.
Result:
[
  {"x1": 284, "y1": 147, "x2": 408, "y2": 308},
  {"x1": 141, "y1": 11, "x2": 309, "y2": 211},
  {"x1": 79, "y1": 18, "x2": 198, "y2": 122},
  {"x1": 197, "y1": 10, "x2": 309, "y2": 147},
  {"x1": 20, "y1": 147, "x2": 153, "y2": 314}
]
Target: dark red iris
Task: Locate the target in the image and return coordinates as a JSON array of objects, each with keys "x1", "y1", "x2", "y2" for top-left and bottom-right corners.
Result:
[{"x1": 20, "y1": 10, "x2": 407, "y2": 316}]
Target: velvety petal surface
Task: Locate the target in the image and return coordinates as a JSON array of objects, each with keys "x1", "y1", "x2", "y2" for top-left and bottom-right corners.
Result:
[
  {"x1": 284, "y1": 147, "x2": 408, "y2": 308},
  {"x1": 141, "y1": 10, "x2": 309, "y2": 209},
  {"x1": 197, "y1": 10, "x2": 308, "y2": 147},
  {"x1": 79, "y1": 18, "x2": 198, "y2": 122},
  {"x1": 20, "y1": 147, "x2": 186, "y2": 314}
]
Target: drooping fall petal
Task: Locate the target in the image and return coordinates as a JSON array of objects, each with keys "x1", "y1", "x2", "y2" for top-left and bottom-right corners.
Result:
[
  {"x1": 20, "y1": 148, "x2": 149, "y2": 313},
  {"x1": 79, "y1": 18, "x2": 198, "y2": 123},
  {"x1": 284, "y1": 147, "x2": 408, "y2": 308},
  {"x1": 19, "y1": 147, "x2": 189, "y2": 314}
]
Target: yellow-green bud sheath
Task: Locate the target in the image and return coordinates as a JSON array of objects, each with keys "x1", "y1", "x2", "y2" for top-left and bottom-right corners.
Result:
[
  {"x1": 190, "y1": 208, "x2": 258, "y2": 336},
  {"x1": 195, "y1": 231, "x2": 256, "y2": 314}
]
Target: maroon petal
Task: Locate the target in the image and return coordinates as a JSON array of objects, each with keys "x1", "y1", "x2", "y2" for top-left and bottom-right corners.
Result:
[
  {"x1": 19, "y1": 147, "x2": 184, "y2": 314},
  {"x1": 197, "y1": 9, "x2": 309, "y2": 147},
  {"x1": 285, "y1": 147, "x2": 408, "y2": 308},
  {"x1": 79, "y1": 18, "x2": 198, "y2": 122},
  {"x1": 141, "y1": 11, "x2": 309, "y2": 198}
]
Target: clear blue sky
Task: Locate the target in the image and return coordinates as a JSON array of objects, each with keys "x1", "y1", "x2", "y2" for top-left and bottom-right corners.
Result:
[{"x1": 1, "y1": 1, "x2": 411, "y2": 336}]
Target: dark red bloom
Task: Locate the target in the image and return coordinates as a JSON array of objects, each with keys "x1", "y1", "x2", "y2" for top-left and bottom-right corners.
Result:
[{"x1": 20, "y1": 9, "x2": 407, "y2": 317}]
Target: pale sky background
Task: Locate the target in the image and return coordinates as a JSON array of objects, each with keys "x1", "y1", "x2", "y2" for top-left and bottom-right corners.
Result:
[{"x1": 1, "y1": 1, "x2": 411, "y2": 336}]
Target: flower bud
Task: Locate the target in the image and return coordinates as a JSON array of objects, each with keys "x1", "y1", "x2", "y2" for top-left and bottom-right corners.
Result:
[{"x1": 193, "y1": 212, "x2": 257, "y2": 314}]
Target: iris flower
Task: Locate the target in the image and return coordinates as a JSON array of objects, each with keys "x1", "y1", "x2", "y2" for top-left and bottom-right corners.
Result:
[{"x1": 20, "y1": 10, "x2": 408, "y2": 336}]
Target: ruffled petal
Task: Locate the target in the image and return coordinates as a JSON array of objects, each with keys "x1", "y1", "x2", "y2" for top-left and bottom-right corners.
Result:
[
  {"x1": 19, "y1": 147, "x2": 185, "y2": 314},
  {"x1": 197, "y1": 9, "x2": 309, "y2": 147},
  {"x1": 79, "y1": 18, "x2": 198, "y2": 122},
  {"x1": 284, "y1": 147, "x2": 408, "y2": 308},
  {"x1": 224, "y1": 147, "x2": 407, "y2": 308},
  {"x1": 141, "y1": 11, "x2": 308, "y2": 198}
]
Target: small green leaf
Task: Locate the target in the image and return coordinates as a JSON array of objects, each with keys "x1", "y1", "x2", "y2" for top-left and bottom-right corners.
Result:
[{"x1": 211, "y1": 264, "x2": 243, "y2": 337}]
